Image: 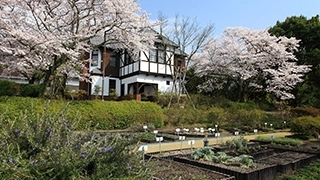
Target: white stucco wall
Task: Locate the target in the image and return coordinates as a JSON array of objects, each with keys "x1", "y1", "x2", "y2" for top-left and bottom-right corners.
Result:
[
  {"x1": 90, "y1": 76, "x2": 121, "y2": 96},
  {"x1": 121, "y1": 74, "x2": 173, "y2": 95}
]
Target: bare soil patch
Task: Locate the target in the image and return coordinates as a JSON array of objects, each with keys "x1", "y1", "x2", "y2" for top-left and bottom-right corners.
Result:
[{"x1": 148, "y1": 159, "x2": 233, "y2": 180}]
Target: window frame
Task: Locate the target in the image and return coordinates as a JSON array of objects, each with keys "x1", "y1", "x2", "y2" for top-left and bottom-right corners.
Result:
[
  {"x1": 110, "y1": 51, "x2": 117, "y2": 67},
  {"x1": 90, "y1": 49, "x2": 101, "y2": 69}
]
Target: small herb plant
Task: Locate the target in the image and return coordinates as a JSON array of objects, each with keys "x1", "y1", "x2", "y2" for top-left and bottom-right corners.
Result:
[
  {"x1": 192, "y1": 147, "x2": 215, "y2": 161},
  {"x1": 221, "y1": 136, "x2": 248, "y2": 150},
  {"x1": 192, "y1": 147, "x2": 256, "y2": 168}
]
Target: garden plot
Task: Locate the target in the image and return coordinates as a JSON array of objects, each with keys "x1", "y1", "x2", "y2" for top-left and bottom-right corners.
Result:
[
  {"x1": 149, "y1": 158, "x2": 235, "y2": 180},
  {"x1": 256, "y1": 151, "x2": 316, "y2": 173},
  {"x1": 145, "y1": 145, "x2": 318, "y2": 180}
]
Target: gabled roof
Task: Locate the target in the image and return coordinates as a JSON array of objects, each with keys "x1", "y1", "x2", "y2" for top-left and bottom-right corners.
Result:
[{"x1": 150, "y1": 29, "x2": 188, "y2": 57}]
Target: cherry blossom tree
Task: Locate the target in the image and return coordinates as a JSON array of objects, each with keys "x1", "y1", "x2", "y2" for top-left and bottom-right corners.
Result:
[
  {"x1": 0, "y1": 0, "x2": 156, "y2": 96},
  {"x1": 193, "y1": 27, "x2": 311, "y2": 101}
]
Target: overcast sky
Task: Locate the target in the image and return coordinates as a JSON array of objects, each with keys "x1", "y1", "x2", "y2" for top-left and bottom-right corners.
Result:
[{"x1": 138, "y1": 0, "x2": 320, "y2": 35}]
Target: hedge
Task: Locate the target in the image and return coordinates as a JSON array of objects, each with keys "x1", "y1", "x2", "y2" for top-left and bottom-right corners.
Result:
[
  {"x1": 0, "y1": 97, "x2": 164, "y2": 130},
  {"x1": 162, "y1": 107, "x2": 204, "y2": 127},
  {"x1": 0, "y1": 80, "x2": 41, "y2": 97},
  {"x1": 290, "y1": 116, "x2": 320, "y2": 138}
]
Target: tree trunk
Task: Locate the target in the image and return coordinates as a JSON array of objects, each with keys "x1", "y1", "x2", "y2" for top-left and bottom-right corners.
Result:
[{"x1": 40, "y1": 55, "x2": 67, "y2": 98}]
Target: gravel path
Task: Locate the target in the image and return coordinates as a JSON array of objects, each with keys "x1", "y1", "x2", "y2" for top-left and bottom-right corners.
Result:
[{"x1": 142, "y1": 131, "x2": 292, "y2": 153}]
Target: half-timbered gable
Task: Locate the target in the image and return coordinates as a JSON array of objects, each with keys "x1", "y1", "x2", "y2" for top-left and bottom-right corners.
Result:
[{"x1": 80, "y1": 31, "x2": 187, "y2": 100}]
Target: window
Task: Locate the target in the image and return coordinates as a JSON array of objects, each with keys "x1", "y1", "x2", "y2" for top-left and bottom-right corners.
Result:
[
  {"x1": 158, "y1": 50, "x2": 165, "y2": 63},
  {"x1": 149, "y1": 47, "x2": 166, "y2": 63},
  {"x1": 91, "y1": 49, "x2": 100, "y2": 67},
  {"x1": 124, "y1": 51, "x2": 134, "y2": 65},
  {"x1": 166, "y1": 81, "x2": 170, "y2": 85},
  {"x1": 110, "y1": 51, "x2": 117, "y2": 67},
  {"x1": 150, "y1": 49, "x2": 157, "y2": 62},
  {"x1": 109, "y1": 79, "x2": 116, "y2": 91}
]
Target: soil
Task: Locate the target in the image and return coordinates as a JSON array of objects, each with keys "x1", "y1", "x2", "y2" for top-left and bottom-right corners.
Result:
[
  {"x1": 141, "y1": 131, "x2": 320, "y2": 179},
  {"x1": 300, "y1": 140, "x2": 320, "y2": 150},
  {"x1": 148, "y1": 159, "x2": 232, "y2": 180},
  {"x1": 176, "y1": 155, "x2": 273, "y2": 174},
  {"x1": 257, "y1": 151, "x2": 314, "y2": 165}
]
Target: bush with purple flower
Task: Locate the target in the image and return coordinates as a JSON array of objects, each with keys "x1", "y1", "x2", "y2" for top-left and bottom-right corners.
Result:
[{"x1": 0, "y1": 105, "x2": 149, "y2": 179}]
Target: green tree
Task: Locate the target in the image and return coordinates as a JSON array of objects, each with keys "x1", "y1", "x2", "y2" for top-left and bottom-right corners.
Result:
[{"x1": 269, "y1": 15, "x2": 320, "y2": 108}]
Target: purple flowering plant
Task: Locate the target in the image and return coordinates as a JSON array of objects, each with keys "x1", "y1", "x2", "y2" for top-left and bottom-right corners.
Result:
[{"x1": 0, "y1": 105, "x2": 150, "y2": 179}]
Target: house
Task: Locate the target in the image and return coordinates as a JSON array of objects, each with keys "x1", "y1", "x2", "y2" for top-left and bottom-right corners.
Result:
[
  {"x1": 80, "y1": 32, "x2": 187, "y2": 100},
  {"x1": 0, "y1": 31, "x2": 187, "y2": 100}
]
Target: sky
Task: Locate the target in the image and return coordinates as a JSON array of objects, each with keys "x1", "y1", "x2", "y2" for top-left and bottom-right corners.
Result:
[{"x1": 138, "y1": 0, "x2": 320, "y2": 36}]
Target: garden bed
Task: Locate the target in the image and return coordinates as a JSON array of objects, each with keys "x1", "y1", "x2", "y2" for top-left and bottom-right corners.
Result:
[
  {"x1": 212, "y1": 141, "x2": 261, "y2": 152},
  {"x1": 268, "y1": 144, "x2": 320, "y2": 158},
  {"x1": 172, "y1": 155, "x2": 277, "y2": 180},
  {"x1": 148, "y1": 158, "x2": 235, "y2": 180},
  {"x1": 226, "y1": 148, "x2": 275, "y2": 159},
  {"x1": 256, "y1": 151, "x2": 316, "y2": 173},
  {"x1": 145, "y1": 149, "x2": 192, "y2": 159}
]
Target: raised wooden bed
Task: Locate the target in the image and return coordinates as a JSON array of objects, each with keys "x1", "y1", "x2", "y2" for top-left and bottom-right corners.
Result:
[
  {"x1": 151, "y1": 158, "x2": 235, "y2": 180},
  {"x1": 256, "y1": 151, "x2": 316, "y2": 173},
  {"x1": 145, "y1": 151, "x2": 235, "y2": 180},
  {"x1": 172, "y1": 155, "x2": 278, "y2": 180},
  {"x1": 157, "y1": 133, "x2": 180, "y2": 141},
  {"x1": 268, "y1": 144, "x2": 320, "y2": 158},
  {"x1": 212, "y1": 142, "x2": 261, "y2": 152},
  {"x1": 251, "y1": 148, "x2": 275, "y2": 159}
]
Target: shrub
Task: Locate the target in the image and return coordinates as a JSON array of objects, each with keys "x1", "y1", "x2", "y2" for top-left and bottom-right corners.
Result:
[
  {"x1": 0, "y1": 80, "x2": 19, "y2": 96},
  {"x1": 20, "y1": 84, "x2": 42, "y2": 97},
  {"x1": 0, "y1": 80, "x2": 41, "y2": 97},
  {"x1": 69, "y1": 100, "x2": 164, "y2": 130},
  {"x1": 205, "y1": 107, "x2": 229, "y2": 127},
  {"x1": 65, "y1": 89, "x2": 87, "y2": 100},
  {"x1": 0, "y1": 106, "x2": 149, "y2": 179},
  {"x1": 224, "y1": 101, "x2": 258, "y2": 110},
  {"x1": 0, "y1": 97, "x2": 164, "y2": 131},
  {"x1": 291, "y1": 107, "x2": 320, "y2": 117},
  {"x1": 228, "y1": 108, "x2": 266, "y2": 128},
  {"x1": 162, "y1": 107, "x2": 204, "y2": 127},
  {"x1": 290, "y1": 116, "x2": 320, "y2": 138}
]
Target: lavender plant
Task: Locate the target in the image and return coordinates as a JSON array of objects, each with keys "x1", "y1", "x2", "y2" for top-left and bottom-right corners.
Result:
[{"x1": 0, "y1": 104, "x2": 148, "y2": 179}]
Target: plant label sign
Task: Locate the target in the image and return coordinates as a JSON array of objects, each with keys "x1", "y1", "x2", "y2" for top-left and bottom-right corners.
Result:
[
  {"x1": 179, "y1": 136, "x2": 185, "y2": 140},
  {"x1": 138, "y1": 145, "x2": 148, "y2": 151},
  {"x1": 188, "y1": 140, "x2": 195, "y2": 145},
  {"x1": 156, "y1": 137, "x2": 163, "y2": 142}
]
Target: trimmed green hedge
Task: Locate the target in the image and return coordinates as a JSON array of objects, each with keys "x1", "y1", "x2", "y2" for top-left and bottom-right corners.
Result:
[
  {"x1": 0, "y1": 97, "x2": 164, "y2": 130},
  {"x1": 0, "y1": 80, "x2": 42, "y2": 97},
  {"x1": 290, "y1": 116, "x2": 320, "y2": 138}
]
